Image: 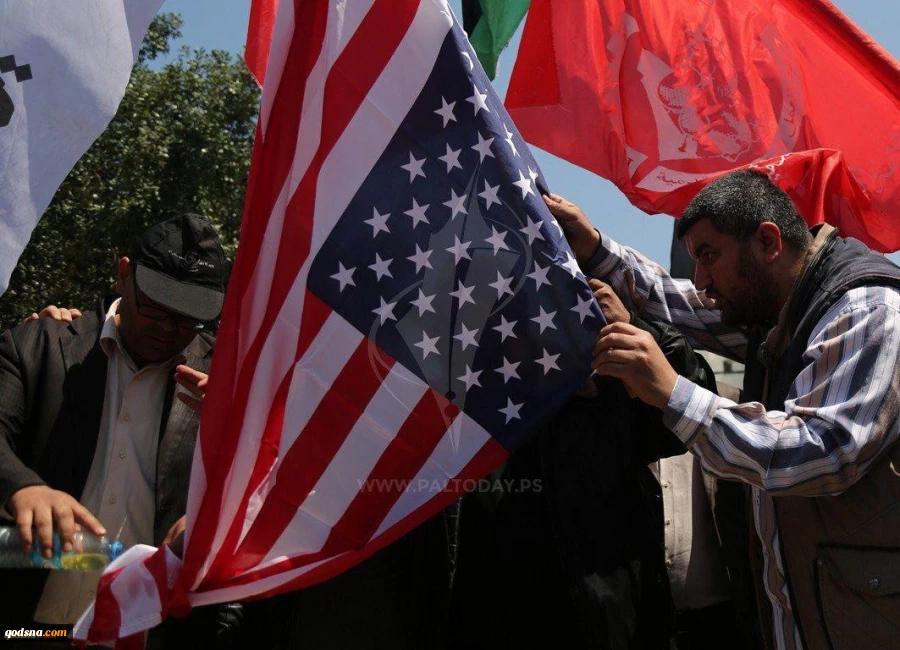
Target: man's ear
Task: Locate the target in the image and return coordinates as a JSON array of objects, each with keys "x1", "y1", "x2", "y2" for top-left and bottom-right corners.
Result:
[
  {"x1": 754, "y1": 222, "x2": 783, "y2": 263},
  {"x1": 116, "y1": 257, "x2": 131, "y2": 295}
]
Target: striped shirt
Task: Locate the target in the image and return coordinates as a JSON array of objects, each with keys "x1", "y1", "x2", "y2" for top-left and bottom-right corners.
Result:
[{"x1": 587, "y1": 229, "x2": 900, "y2": 650}]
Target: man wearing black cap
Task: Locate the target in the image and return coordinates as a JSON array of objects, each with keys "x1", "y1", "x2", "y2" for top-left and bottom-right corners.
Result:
[{"x1": 0, "y1": 214, "x2": 227, "y2": 648}]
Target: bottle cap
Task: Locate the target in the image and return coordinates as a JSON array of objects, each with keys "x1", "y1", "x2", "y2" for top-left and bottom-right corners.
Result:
[{"x1": 109, "y1": 540, "x2": 125, "y2": 562}]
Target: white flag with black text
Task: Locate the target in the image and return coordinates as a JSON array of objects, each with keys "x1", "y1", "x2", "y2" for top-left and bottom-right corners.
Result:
[{"x1": 0, "y1": 0, "x2": 164, "y2": 294}]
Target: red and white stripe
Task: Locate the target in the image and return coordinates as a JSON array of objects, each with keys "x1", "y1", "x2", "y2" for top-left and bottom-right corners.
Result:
[
  {"x1": 244, "y1": 0, "x2": 279, "y2": 85},
  {"x1": 74, "y1": 545, "x2": 181, "y2": 646},
  {"x1": 75, "y1": 1, "x2": 509, "y2": 644}
]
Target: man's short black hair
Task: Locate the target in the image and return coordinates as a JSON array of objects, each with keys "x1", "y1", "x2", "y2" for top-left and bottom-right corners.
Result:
[{"x1": 676, "y1": 169, "x2": 812, "y2": 251}]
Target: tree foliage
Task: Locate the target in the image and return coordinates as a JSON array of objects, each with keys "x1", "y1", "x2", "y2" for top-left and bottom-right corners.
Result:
[{"x1": 0, "y1": 13, "x2": 260, "y2": 326}]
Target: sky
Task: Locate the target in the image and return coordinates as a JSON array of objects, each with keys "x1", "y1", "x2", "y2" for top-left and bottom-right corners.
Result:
[{"x1": 158, "y1": 0, "x2": 900, "y2": 267}]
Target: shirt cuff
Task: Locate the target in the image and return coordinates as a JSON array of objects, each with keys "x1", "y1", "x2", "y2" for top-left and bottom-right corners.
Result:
[
  {"x1": 663, "y1": 375, "x2": 719, "y2": 445},
  {"x1": 583, "y1": 229, "x2": 627, "y2": 279}
]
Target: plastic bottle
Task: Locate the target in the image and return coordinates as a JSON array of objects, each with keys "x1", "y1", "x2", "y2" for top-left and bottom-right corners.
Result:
[{"x1": 0, "y1": 527, "x2": 124, "y2": 570}]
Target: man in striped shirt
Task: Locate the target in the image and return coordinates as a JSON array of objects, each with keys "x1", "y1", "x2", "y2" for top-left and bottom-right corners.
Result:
[{"x1": 544, "y1": 170, "x2": 900, "y2": 650}]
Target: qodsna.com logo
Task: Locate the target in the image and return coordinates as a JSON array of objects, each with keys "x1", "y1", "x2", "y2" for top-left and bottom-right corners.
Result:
[{"x1": 4, "y1": 627, "x2": 68, "y2": 641}]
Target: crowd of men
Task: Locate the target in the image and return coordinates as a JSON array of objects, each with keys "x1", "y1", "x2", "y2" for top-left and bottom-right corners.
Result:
[{"x1": 1, "y1": 169, "x2": 898, "y2": 649}]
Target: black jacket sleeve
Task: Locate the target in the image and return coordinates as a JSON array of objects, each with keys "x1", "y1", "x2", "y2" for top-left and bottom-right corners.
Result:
[
  {"x1": 630, "y1": 315, "x2": 717, "y2": 463},
  {"x1": 0, "y1": 327, "x2": 47, "y2": 509}
]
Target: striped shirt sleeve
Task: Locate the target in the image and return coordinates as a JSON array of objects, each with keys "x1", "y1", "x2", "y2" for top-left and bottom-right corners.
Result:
[
  {"x1": 662, "y1": 286, "x2": 900, "y2": 496},
  {"x1": 585, "y1": 231, "x2": 748, "y2": 362}
]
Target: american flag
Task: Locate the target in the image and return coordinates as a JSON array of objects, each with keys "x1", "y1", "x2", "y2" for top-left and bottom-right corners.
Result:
[{"x1": 74, "y1": 0, "x2": 602, "y2": 644}]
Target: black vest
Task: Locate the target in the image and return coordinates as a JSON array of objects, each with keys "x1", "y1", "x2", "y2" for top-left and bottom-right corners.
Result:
[
  {"x1": 742, "y1": 228, "x2": 900, "y2": 650},
  {"x1": 744, "y1": 229, "x2": 900, "y2": 408}
]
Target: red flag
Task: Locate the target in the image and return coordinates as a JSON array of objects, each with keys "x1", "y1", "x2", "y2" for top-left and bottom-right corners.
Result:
[
  {"x1": 245, "y1": 0, "x2": 278, "y2": 84},
  {"x1": 505, "y1": 0, "x2": 900, "y2": 251}
]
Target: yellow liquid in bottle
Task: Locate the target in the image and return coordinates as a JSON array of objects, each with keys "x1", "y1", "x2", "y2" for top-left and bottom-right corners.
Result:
[{"x1": 59, "y1": 553, "x2": 110, "y2": 571}]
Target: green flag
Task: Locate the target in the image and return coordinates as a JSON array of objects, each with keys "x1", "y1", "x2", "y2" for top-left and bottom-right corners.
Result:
[{"x1": 463, "y1": 0, "x2": 530, "y2": 79}]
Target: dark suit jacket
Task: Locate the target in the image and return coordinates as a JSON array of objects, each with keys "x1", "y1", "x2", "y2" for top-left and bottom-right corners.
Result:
[{"x1": 0, "y1": 298, "x2": 214, "y2": 625}]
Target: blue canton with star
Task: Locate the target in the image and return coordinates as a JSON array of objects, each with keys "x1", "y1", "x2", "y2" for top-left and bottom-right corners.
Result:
[{"x1": 307, "y1": 17, "x2": 603, "y2": 451}]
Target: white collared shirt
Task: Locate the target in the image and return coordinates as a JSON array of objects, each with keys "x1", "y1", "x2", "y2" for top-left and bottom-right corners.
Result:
[{"x1": 35, "y1": 299, "x2": 183, "y2": 624}]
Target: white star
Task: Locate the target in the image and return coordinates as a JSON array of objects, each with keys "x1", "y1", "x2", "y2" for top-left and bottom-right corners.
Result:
[
  {"x1": 531, "y1": 306, "x2": 558, "y2": 334},
  {"x1": 414, "y1": 332, "x2": 441, "y2": 359},
  {"x1": 439, "y1": 144, "x2": 463, "y2": 173},
  {"x1": 458, "y1": 364, "x2": 482, "y2": 391},
  {"x1": 372, "y1": 297, "x2": 397, "y2": 324},
  {"x1": 571, "y1": 295, "x2": 596, "y2": 324},
  {"x1": 443, "y1": 189, "x2": 468, "y2": 219},
  {"x1": 484, "y1": 226, "x2": 509, "y2": 256},
  {"x1": 407, "y1": 244, "x2": 433, "y2": 274},
  {"x1": 550, "y1": 219, "x2": 564, "y2": 238},
  {"x1": 519, "y1": 216, "x2": 545, "y2": 245},
  {"x1": 368, "y1": 253, "x2": 393, "y2": 281},
  {"x1": 434, "y1": 96, "x2": 457, "y2": 127},
  {"x1": 453, "y1": 324, "x2": 480, "y2": 351},
  {"x1": 561, "y1": 251, "x2": 581, "y2": 278},
  {"x1": 449, "y1": 281, "x2": 476, "y2": 307},
  {"x1": 410, "y1": 289, "x2": 436, "y2": 316},
  {"x1": 364, "y1": 208, "x2": 391, "y2": 237},
  {"x1": 472, "y1": 132, "x2": 495, "y2": 162},
  {"x1": 400, "y1": 152, "x2": 426, "y2": 182},
  {"x1": 535, "y1": 349, "x2": 561, "y2": 375},
  {"x1": 527, "y1": 262, "x2": 551, "y2": 289},
  {"x1": 499, "y1": 397, "x2": 523, "y2": 424},
  {"x1": 330, "y1": 262, "x2": 356, "y2": 292},
  {"x1": 466, "y1": 84, "x2": 490, "y2": 115},
  {"x1": 503, "y1": 123, "x2": 519, "y2": 157},
  {"x1": 446, "y1": 235, "x2": 472, "y2": 264},
  {"x1": 404, "y1": 198, "x2": 430, "y2": 228},
  {"x1": 495, "y1": 357, "x2": 521, "y2": 384},
  {"x1": 512, "y1": 169, "x2": 535, "y2": 199},
  {"x1": 528, "y1": 166, "x2": 539, "y2": 183},
  {"x1": 488, "y1": 271, "x2": 514, "y2": 299},
  {"x1": 493, "y1": 315, "x2": 518, "y2": 341},
  {"x1": 479, "y1": 180, "x2": 501, "y2": 211}
]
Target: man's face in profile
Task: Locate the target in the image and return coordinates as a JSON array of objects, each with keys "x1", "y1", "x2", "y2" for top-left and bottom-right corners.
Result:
[{"x1": 686, "y1": 219, "x2": 780, "y2": 327}]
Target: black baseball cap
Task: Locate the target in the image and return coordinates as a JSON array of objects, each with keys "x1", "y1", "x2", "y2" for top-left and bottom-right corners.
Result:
[{"x1": 132, "y1": 213, "x2": 226, "y2": 322}]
